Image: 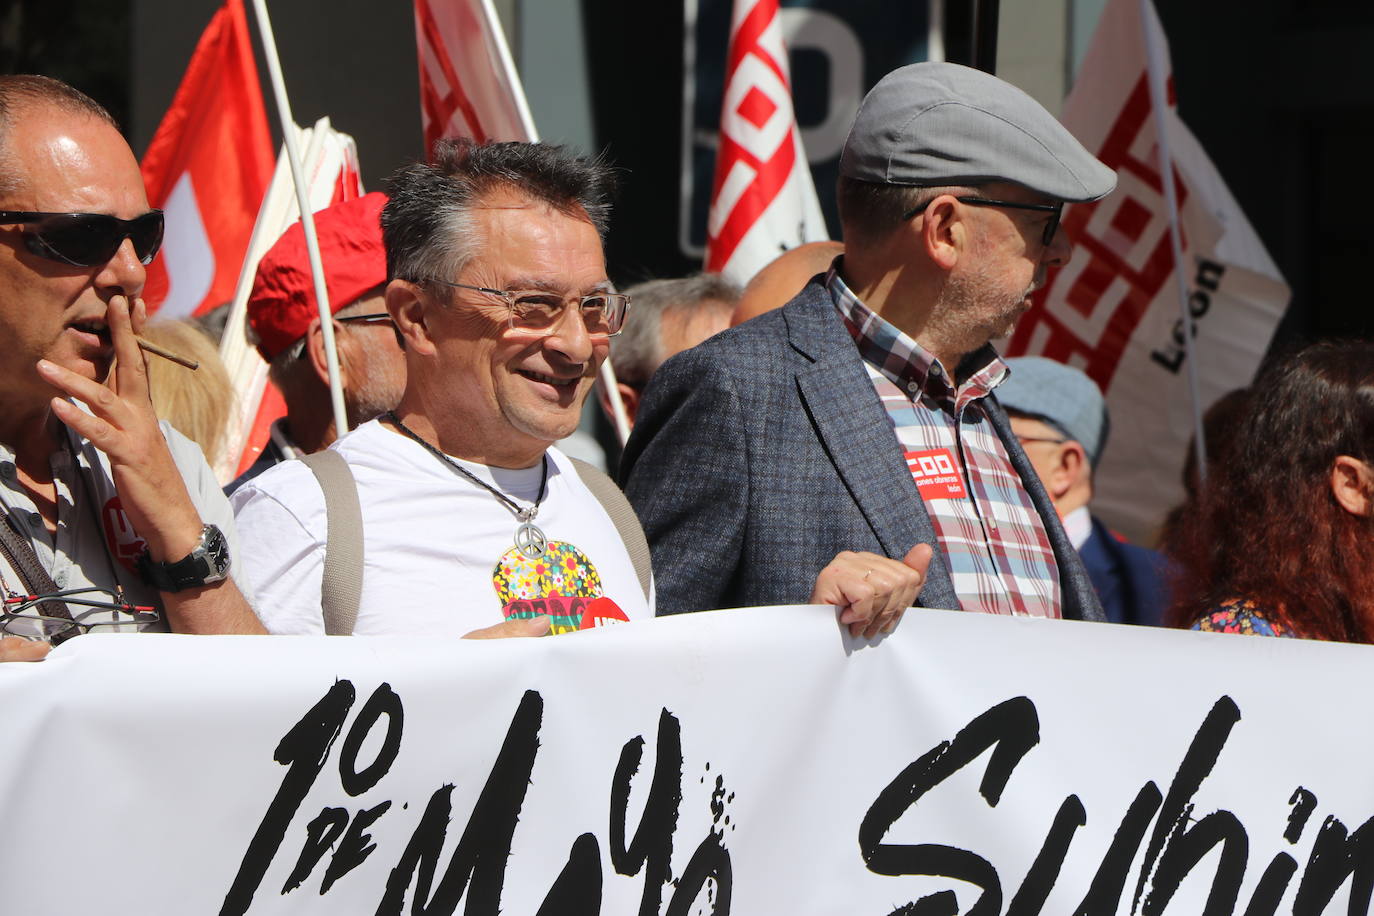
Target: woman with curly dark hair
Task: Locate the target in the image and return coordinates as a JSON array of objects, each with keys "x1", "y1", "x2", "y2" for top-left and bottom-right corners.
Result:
[{"x1": 1167, "y1": 340, "x2": 1374, "y2": 640}]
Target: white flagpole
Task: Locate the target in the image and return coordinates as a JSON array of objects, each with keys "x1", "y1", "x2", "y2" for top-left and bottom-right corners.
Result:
[
  {"x1": 1139, "y1": 0, "x2": 1206, "y2": 481},
  {"x1": 927, "y1": 0, "x2": 946, "y2": 63},
  {"x1": 599, "y1": 360, "x2": 631, "y2": 445},
  {"x1": 477, "y1": 0, "x2": 539, "y2": 141},
  {"x1": 248, "y1": 0, "x2": 349, "y2": 438}
]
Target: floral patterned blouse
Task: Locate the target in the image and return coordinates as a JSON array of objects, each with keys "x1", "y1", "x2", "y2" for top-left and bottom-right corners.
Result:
[{"x1": 1192, "y1": 599, "x2": 1297, "y2": 638}]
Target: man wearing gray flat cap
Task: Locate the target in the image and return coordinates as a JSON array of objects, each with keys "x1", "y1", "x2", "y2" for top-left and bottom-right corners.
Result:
[{"x1": 623, "y1": 62, "x2": 1114, "y2": 625}]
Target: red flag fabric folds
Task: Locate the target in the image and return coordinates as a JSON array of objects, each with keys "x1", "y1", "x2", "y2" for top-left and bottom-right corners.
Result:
[
  {"x1": 140, "y1": 0, "x2": 274, "y2": 320},
  {"x1": 414, "y1": 0, "x2": 536, "y2": 150}
]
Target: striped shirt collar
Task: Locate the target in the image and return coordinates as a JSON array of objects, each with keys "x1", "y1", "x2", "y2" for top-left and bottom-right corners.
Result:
[{"x1": 824, "y1": 263, "x2": 1009, "y2": 409}]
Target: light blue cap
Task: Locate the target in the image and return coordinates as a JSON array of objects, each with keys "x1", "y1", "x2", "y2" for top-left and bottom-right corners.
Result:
[{"x1": 997, "y1": 357, "x2": 1110, "y2": 467}]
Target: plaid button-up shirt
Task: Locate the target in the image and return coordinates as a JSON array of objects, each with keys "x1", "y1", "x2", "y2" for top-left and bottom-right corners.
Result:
[{"x1": 827, "y1": 268, "x2": 1062, "y2": 618}]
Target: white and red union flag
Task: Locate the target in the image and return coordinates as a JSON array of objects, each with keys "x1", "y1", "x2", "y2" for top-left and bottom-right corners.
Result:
[
  {"x1": 704, "y1": 0, "x2": 827, "y2": 285},
  {"x1": 140, "y1": 0, "x2": 273, "y2": 320},
  {"x1": 413, "y1": 0, "x2": 537, "y2": 151},
  {"x1": 1005, "y1": 0, "x2": 1289, "y2": 544}
]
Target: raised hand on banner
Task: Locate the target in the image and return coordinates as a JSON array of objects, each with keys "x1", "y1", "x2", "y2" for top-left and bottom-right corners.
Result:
[
  {"x1": 0, "y1": 636, "x2": 50, "y2": 662},
  {"x1": 810, "y1": 544, "x2": 932, "y2": 639},
  {"x1": 37, "y1": 295, "x2": 264, "y2": 635},
  {"x1": 463, "y1": 615, "x2": 552, "y2": 640}
]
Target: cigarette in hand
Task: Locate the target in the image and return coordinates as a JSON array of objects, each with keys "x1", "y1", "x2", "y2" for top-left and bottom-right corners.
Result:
[{"x1": 136, "y1": 336, "x2": 199, "y2": 371}]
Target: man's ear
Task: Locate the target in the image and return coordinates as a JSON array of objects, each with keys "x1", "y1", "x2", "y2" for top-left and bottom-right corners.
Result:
[
  {"x1": 920, "y1": 195, "x2": 964, "y2": 271},
  {"x1": 1331, "y1": 455, "x2": 1374, "y2": 517},
  {"x1": 597, "y1": 381, "x2": 640, "y2": 430},
  {"x1": 304, "y1": 316, "x2": 351, "y2": 389},
  {"x1": 1036, "y1": 439, "x2": 1083, "y2": 501},
  {"x1": 1058, "y1": 441, "x2": 1090, "y2": 497},
  {"x1": 387, "y1": 279, "x2": 436, "y2": 356}
]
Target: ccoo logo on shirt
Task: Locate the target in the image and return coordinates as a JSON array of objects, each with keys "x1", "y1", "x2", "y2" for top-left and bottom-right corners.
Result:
[{"x1": 101, "y1": 497, "x2": 147, "y2": 572}]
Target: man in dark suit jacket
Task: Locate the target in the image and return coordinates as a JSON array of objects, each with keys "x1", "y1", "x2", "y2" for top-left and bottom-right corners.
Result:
[
  {"x1": 622, "y1": 63, "x2": 1115, "y2": 625},
  {"x1": 997, "y1": 357, "x2": 1172, "y2": 626},
  {"x1": 1078, "y1": 519, "x2": 1170, "y2": 627}
]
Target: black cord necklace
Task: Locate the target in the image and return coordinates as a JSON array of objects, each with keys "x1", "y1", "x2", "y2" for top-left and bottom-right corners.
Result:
[{"x1": 385, "y1": 411, "x2": 550, "y2": 559}]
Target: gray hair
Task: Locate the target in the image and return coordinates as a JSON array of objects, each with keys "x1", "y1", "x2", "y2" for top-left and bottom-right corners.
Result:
[
  {"x1": 836, "y1": 176, "x2": 979, "y2": 247},
  {"x1": 381, "y1": 138, "x2": 616, "y2": 286},
  {"x1": 0, "y1": 75, "x2": 118, "y2": 194},
  {"x1": 611, "y1": 273, "x2": 740, "y2": 388}
]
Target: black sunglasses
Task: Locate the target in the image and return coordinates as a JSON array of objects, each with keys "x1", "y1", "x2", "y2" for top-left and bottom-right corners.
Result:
[
  {"x1": 0, "y1": 209, "x2": 165, "y2": 267},
  {"x1": 903, "y1": 196, "x2": 1063, "y2": 247}
]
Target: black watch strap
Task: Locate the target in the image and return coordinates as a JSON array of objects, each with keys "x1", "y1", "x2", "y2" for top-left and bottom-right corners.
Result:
[{"x1": 137, "y1": 524, "x2": 231, "y2": 593}]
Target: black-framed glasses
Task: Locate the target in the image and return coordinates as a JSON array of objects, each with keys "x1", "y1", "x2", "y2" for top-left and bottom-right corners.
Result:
[
  {"x1": 1, "y1": 586, "x2": 161, "y2": 644},
  {"x1": 902, "y1": 197, "x2": 1063, "y2": 246},
  {"x1": 424, "y1": 280, "x2": 631, "y2": 337},
  {"x1": 337, "y1": 312, "x2": 393, "y2": 328},
  {"x1": 0, "y1": 209, "x2": 165, "y2": 267},
  {"x1": 286, "y1": 313, "x2": 396, "y2": 361}
]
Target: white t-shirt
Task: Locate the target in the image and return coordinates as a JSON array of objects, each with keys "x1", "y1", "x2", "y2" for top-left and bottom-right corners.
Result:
[{"x1": 230, "y1": 419, "x2": 651, "y2": 635}]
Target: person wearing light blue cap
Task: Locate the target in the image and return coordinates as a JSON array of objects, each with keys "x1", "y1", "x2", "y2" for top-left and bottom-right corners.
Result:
[{"x1": 997, "y1": 357, "x2": 1171, "y2": 626}]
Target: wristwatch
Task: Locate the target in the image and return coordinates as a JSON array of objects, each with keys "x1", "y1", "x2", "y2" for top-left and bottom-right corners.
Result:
[{"x1": 137, "y1": 524, "x2": 232, "y2": 593}]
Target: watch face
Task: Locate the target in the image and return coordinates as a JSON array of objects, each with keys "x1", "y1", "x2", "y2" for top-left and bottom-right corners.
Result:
[{"x1": 203, "y1": 524, "x2": 231, "y2": 579}]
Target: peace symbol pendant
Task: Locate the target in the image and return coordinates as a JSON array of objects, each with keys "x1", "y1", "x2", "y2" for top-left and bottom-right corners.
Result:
[{"x1": 514, "y1": 521, "x2": 548, "y2": 559}]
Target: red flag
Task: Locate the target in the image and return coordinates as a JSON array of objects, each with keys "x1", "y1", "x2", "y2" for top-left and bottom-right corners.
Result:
[
  {"x1": 140, "y1": 0, "x2": 273, "y2": 320},
  {"x1": 413, "y1": 0, "x2": 536, "y2": 151},
  {"x1": 1005, "y1": 0, "x2": 1288, "y2": 543},
  {"x1": 704, "y1": 0, "x2": 826, "y2": 285}
]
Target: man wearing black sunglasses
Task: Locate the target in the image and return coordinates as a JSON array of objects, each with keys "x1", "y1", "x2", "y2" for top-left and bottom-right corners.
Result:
[
  {"x1": 0, "y1": 76, "x2": 263, "y2": 662},
  {"x1": 624, "y1": 63, "x2": 1118, "y2": 626}
]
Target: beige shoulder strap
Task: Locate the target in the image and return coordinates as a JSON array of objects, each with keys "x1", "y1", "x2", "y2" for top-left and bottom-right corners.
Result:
[
  {"x1": 568, "y1": 457, "x2": 652, "y2": 602},
  {"x1": 300, "y1": 449, "x2": 363, "y2": 636}
]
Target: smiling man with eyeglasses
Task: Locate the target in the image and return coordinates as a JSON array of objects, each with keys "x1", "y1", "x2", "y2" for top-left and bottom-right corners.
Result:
[
  {"x1": 231, "y1": 140, "x2": 654, "y2": 638},
  {"x1": 0, "y1": 76, "x2": 264, "y2": 662},
  {"x1": 623, "y1": 62, "x2": 1119, "y2": 626}
]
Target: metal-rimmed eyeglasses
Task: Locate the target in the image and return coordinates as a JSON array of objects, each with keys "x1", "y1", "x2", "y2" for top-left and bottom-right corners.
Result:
[
  {"x1": 425, "y1": 280, "x2": 631, "y2": 337},
  {"x1": 903, "y1": 196, "x2": 1064, "y2": 247},
  {"x1": 287, "y1": 312, "x2": 396, "y2": 361},
  {"x1": 336, "y1": 312, "x2": 394, "y2": 328},
  {"x1": 1, "y1": 586, "x2": 161, "y2": 644}
]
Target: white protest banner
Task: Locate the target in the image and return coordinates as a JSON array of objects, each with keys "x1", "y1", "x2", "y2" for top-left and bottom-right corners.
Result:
[
  {"x1": 1005, "y1": 0, "x2": 1289, "y2": 545},
  {"x1": 2, "y1": 606, "x2": 1369, "y2": 914}
]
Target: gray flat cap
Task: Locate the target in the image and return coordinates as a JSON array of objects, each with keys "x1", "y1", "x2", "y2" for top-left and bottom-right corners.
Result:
[
  {"x1": 840, "y1": 62, "x2": 1116, "y2": 202},
  {"x1": 997, "y1": 357, "x2": 1110, "y2": 467}
]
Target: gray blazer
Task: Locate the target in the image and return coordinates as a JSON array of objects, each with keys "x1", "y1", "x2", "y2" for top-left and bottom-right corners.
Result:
[{"x1": 621, "y1": 279, "x2": 1104, "y2": 623}]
